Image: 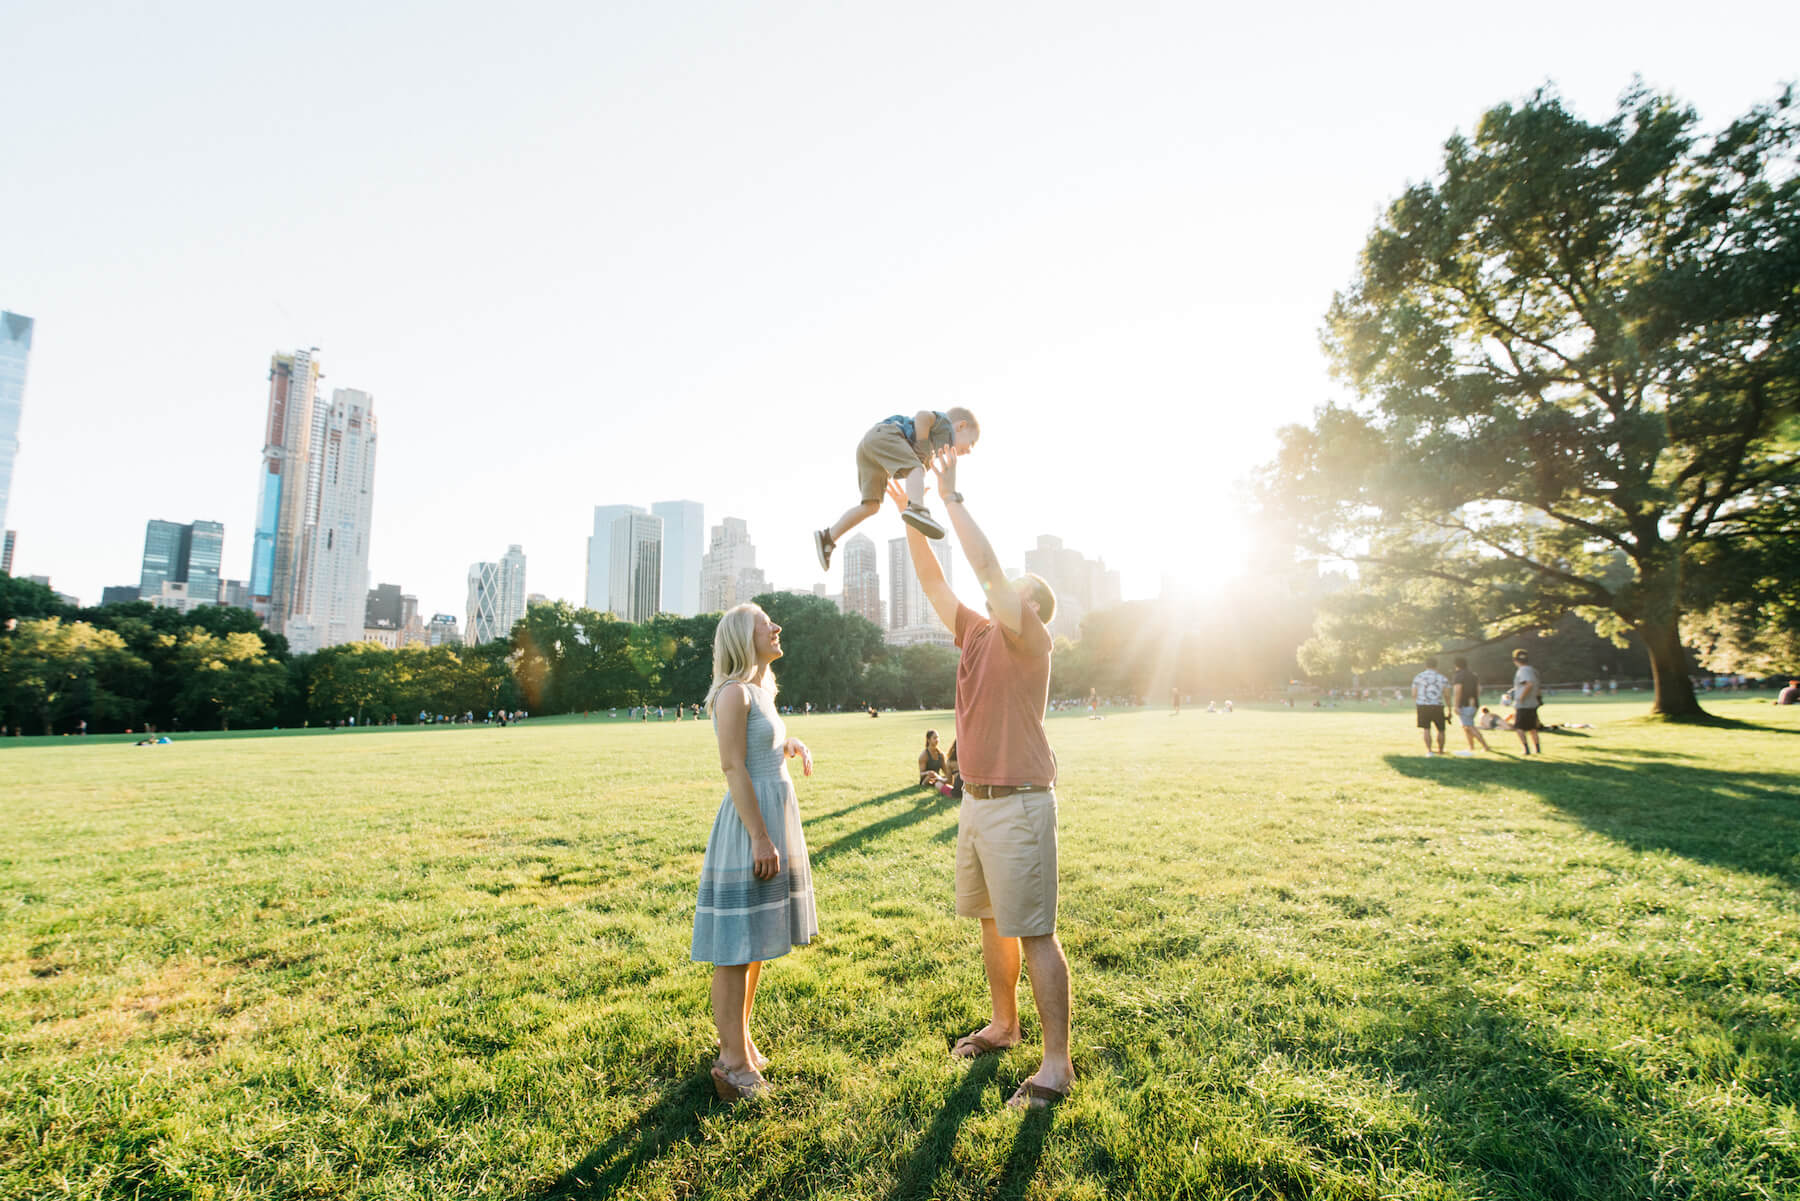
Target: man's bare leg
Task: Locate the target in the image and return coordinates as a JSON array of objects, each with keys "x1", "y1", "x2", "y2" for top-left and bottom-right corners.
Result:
[
  {"x1": 954, "y1": 918, "x2": 1022, "y2": 1054},
  {"x1": 1020, "y1": 932, "x2": 1073, "y2": 1092}
]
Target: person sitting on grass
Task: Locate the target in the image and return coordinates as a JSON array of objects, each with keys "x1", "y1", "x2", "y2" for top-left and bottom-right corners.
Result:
[
  {"x1": 919, "y1": 728, "x2": 950, "y2": 788},
  {"x1": 814, "y1": 408, "x2": 980, "y2": 570},
  {"x1": 935, "y1": 739, "x2": 963, "y2": 799}
]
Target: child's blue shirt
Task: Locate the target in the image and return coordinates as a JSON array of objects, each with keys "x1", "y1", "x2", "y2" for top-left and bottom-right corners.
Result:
[{"x1": 883, "y1": 412, "x2": 954, "y2": 455}]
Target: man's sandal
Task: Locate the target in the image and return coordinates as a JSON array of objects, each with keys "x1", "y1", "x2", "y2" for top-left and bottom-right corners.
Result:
[
  {"x1": 1006, "y1": 1080, "x2": 1068, "y2": 1111},
  {"x1": 950, "y1": 1032, "x2": 1011, "y2": 1059}
]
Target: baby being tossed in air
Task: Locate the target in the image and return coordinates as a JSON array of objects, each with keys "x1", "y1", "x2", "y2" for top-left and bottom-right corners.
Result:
[{"x1": 814, "y1": 408, "x2": 980, "y2": 569}]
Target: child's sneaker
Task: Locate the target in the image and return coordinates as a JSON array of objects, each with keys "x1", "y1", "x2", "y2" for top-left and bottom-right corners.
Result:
[
  {"x1": 814, "y1": 529, "x2": 834, "y2": 571},
  {"x1": 902, "y1": 504, "x2": 947, "y2": 539}
]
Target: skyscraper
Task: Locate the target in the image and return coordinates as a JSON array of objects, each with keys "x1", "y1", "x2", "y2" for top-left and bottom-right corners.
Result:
[
  {"x1": 0, "y1": 312, "x2": 34, "y2": 539},
  {"x1": 888, "y1": 535, "x2": 951, "y2": 635},
  {"x1": 251, "y1": 349, "x2": 321, "y2": 631},
  {"x1": 467, "y1": 545, "x2": 527, "y2": 644},
  {"x1": 1024, "y1": 534, "x2": 1118, "y2": 639},
  {"x1": 138, "y1": 519, "x2": 225, "y2": 606},
  {"x1": 843, "y1": 533, "x2": 882, "y2": 627},
  {"x1": 585, "y1": 504, "x2": 644, "y2": 612},
  {"x1": 651, "y1": 499, "x2": 703, "y2": 618},
  {"x1": 700, "y1": 517, "x2": 768, "y2": 613},
  {"x1": 285, "y1": 389, "x2": 377, "y2": 653},
  {"x1": 610, "y1": 512, "x2": 663, "y2": 621},
  {"x1": 1, "y1": 530, "x2": 14, "y2": 576},
  {"x1": 139, "y1": 520, "x2": 186, "y2": 597}
]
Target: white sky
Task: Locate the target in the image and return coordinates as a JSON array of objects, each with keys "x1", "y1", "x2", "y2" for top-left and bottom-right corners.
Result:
[{"x1": 4, "y1": 2, "x2": 1795, "y2": 615}]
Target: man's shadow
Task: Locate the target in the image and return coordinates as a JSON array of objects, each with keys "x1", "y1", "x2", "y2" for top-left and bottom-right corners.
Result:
[{"x1": 1384, "y1": 750, "x2": 1800, "y2": 887}]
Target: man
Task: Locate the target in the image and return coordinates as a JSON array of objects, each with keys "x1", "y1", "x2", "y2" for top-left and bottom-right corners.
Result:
[
  {"x1": 1778, "y1": 679, "x2": 1799, "y2": 706},
  {"x1": 1449, "y1": 655, "x2": 1491, "y2": 756},
  {"x1": 887, "y1": 452, "x2": 1073, "y2": 1112},
  {"x1": 1411, "y1": 656, "x2": 1449, "y2": 756},
  {"x1": 1511, "y1": 649, "x2": 1543, "y2": 754}
]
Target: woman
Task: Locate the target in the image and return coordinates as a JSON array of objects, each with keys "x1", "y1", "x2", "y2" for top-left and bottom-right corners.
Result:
[
  {"x1": 691, "y1": 604, "x2": 816, "y2": 1102},
  {"x1": 918, "y1": 728, "x2": 949, "y2": 788}
]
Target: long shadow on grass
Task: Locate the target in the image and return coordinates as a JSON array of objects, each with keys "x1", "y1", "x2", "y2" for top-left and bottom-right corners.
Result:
[
  {"x1": 887, "y1": 1056, "x2": 998, "y2": 1201},
  {"x1": 814, "y1": 794, "x2": 956, "y2": 865},
  {"x1": 534, "y1": 1063, "x2": 714, "y2": 1199},
  {"x1": 812, "y1": 786, "x2": 925, "y2": 824},
  {"x1": 1385, "y1": 754, "x2": 1800, "y2": 887},
  {"x1": 1353, "y1": 983, "x2": 1662, "y2": 1198}
]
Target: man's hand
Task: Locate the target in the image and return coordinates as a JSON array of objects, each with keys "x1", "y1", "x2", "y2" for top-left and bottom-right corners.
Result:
[
  {"x1": 782, "y1": 737, "x2": 813, "y2": 776},
  {"x1": 884, "y1": 478, "x2": 917, "y2": 511},
  {"x1": 931, "y1": 447, "x2": 958, "y2": 497}
]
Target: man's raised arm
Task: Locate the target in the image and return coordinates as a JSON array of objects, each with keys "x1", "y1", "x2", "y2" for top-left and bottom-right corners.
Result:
[
  {"x1": 885, "y1": 480, "x2": 960, "y2": 632},
  {"x1": 932, "y1": 451, "x2": 1023, "y2": 635}
]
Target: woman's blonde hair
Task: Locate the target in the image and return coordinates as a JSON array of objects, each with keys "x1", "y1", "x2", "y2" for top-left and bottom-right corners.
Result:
[{"x1": 704, "y1": 603, "x2": 778, "y2": 715}]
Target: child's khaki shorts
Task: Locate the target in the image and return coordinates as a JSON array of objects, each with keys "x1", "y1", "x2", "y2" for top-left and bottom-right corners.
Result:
[
  {"x1": 856, "y1": 422, "x2": 927, "y2": 503},
  {"x1": 955, "y1": 789, "x2": 1059, "y2": 938}
]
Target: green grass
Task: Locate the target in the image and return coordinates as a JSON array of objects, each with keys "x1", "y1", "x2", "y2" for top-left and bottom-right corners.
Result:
[{"x1": 3, "y1": 698, "x2": 1798, "y2": 1199}]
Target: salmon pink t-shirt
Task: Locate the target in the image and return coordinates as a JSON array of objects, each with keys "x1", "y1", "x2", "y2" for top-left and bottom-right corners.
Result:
[{"x1": 953, "y1": 603, "x2": 1056, "y2": 787}]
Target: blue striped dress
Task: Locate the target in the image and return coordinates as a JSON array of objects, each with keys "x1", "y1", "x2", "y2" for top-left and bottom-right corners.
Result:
[{"x1": 690, "y1": 681, "x2": 817, "y2": 966}]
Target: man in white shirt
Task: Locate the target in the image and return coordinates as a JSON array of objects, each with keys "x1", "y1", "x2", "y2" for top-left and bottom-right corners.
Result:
[
  {"x1": 1411, "y1": 656, "x2": 1450, "y2": 755},
  {"x1": 1511, "y1": 649, "x2": 1543, "y2": 755}
]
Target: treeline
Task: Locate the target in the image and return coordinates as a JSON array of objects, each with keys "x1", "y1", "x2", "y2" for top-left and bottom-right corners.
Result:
[
  {"x1": 0, "y1": 580, "x2": 959, "y2": 734},
  {"x1": 0, "y1": 569, "x2": 1668, "y2": 736}
]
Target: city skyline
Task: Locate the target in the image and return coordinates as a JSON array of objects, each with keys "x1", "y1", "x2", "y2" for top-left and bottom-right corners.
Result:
[{"x1": 9, "y1": 9, "x2": 1790, "y2": 618}]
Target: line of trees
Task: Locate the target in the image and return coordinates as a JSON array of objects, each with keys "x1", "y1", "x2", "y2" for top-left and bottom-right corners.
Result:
[{"x1": 0, "y1": 580, "x2": 976, "y2": 734}]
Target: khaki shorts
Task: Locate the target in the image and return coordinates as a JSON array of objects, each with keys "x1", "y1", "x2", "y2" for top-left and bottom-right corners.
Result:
[
  {"x1": 955, "y1": 789, "x2": 1058, "y2": 937},
  {"x1": 856, "y1": 422, "x2": 927, "y2": 503}
]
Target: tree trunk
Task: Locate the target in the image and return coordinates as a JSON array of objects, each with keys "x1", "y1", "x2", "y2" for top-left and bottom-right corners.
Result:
[{"x1": 1640, "y1": 619, "x2": 1705, "y2": 718}]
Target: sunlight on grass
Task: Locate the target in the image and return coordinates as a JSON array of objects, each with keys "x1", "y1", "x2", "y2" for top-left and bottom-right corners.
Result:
[{"x1": 2, "y1": 699, "x2": 1797, "y2": 1199}]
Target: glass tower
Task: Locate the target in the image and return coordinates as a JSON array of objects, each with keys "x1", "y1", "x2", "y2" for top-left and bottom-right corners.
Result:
[{"x1": 0, "y1": 312, "x2": 34, "y2": 539}]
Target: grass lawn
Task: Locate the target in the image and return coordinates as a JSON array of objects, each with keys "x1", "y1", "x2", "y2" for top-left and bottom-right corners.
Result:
[{"x1": 3, "y1": 697, "x2": 1798, "y2": 1200}]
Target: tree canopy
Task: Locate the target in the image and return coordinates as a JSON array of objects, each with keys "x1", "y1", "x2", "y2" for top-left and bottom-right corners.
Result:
[{"x1": 1267, "y1": 83, "x2": 1800, "y2": 716}]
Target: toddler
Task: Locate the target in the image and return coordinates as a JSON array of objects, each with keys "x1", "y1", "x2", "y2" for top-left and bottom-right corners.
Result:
[{"x1": 814, "y1": 408, "x2": 979, "y2": 569}]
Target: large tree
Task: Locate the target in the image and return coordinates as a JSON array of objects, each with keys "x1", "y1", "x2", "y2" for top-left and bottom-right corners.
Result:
[{"x1": 1270, "y1": 84, "x2": 1800, "y2": 717}]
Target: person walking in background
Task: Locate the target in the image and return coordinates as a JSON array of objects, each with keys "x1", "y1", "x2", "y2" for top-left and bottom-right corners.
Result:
[
  {"x1": 1450, "y1": 655, "x2": 1492, "y2": 755},
  {"x1": 1412, "y1": 656, "x2": 1450, "y2": 756},
  {"x1": 691, "y1": 603, "x2": 816, "y2": 1103},
  {"x1": 888, "y1": 452, "x2": 1074, "y2": 1112},
  {"x1": 1511, "y1": 649, "x2": 1544, "y2": 755}
]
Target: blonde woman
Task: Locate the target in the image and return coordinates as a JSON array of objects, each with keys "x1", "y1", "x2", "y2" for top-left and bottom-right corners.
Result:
[{"x1": 692, "y1": 603, "x2": 817, "y2": 1101}]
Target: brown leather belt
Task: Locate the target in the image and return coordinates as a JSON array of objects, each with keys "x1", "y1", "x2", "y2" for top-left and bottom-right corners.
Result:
[{"x1": 964, "y1": 783, "x2": 1051, "y2": 799}]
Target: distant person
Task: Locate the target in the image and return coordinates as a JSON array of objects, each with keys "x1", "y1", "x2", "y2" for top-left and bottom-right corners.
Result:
[
  {"x1": 938, "y1": 739, "x2": 963, "y2": 798},
  {"x1": 1170, "y1": 687, "x2": 1181, "y2": 715},
  {"x1": 1779, "y1": 680, "x2": 1800, "y2": 705},
  {"x1": 813, "y1": 408, "x2": 981, "y2": 570},
  {"x1": 1087, "y1": 688, "x2": 1100, "y2": 719},
  {"x1": 1511, "y1": 649, "x2": 1543, "y2": 754},
  {"x1": 691, "y1": 603, "x2": 816, "y2": 1103},
  {"x1": 1476, "y1": 707, "x2": 1504, "y2": 730},
  {"x1": 919, "y1": 729, "x2": 950, "y2": 788},
  {"x1": 1412, "y1": 656, "x2": 1449, "y2": 756},
  {"x1": 1449, "y1": 655, "x2": 1491, "y2": 755}
]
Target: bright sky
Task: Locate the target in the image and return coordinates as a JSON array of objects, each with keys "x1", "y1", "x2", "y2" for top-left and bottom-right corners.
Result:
[{"x1": 4, "y1": 2, "x2": 1795, "y2": 616}]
